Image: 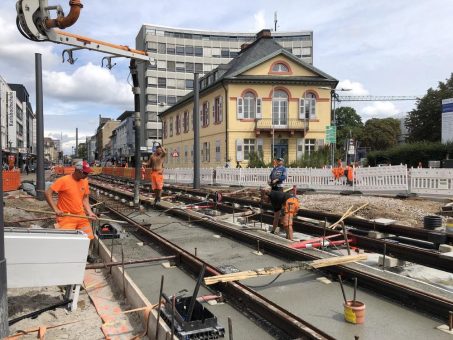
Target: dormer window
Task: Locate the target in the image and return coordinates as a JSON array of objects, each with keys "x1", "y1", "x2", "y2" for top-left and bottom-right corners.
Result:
[{"x1": 272, "y1": 63, "x2": 289, "y2": 72}]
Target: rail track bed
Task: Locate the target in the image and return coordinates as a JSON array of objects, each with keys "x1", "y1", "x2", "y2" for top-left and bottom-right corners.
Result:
[{"x1": 87, "y1": 175, "x2": 453, "y2": 339}]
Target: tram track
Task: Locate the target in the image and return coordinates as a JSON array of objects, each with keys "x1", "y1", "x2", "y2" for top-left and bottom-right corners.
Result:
[{"x1": 88, "y1": 177, "x2": 453, "y2": 321}]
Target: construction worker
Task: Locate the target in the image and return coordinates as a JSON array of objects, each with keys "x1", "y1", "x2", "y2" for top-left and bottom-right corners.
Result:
[
  {"x1": 269, "y1": 157, "x2": 287, "y2": 191},
  {"x1": 45, "y1": 160, "x2": 97, "y2": 261},
  {"x1": 260, "y1": 188, "x2": 299, "y2": 241},
  {"x1": 346, "y1": 162, "x2": 354, "y2": 186},
  {"x1": 146, "y1": 143, "x2": 167, "y2": 205},
  {"x1": 332, "y1": 159, "x2": 345, "y2": 180}
]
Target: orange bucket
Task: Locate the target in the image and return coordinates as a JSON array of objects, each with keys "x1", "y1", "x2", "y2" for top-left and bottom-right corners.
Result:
[{"x1": 344, "y1": 300, "x2": 366, "y2": 324}]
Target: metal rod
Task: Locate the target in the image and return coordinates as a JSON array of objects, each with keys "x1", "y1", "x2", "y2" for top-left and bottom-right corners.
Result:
[
  {"x1": 337, "y1": 275, "x2": 348, "y2": 304},
  {"x1": 171, "y1": 295, "x2": 175, "y2": 339},
  {"x1": 341, "y1": 222, "x2": 351, "y2": 255},
  {"x1": 186, "y1": 264, "x2": 206, "y2": 321},
  {"x1": 193, "y1": 73, "x2": 200, "y2": 189},
  {"x1": 86, "y1": 256, "x2": 176, "y2": 269},
  {"x1": 155, "y1": 275, "x2": 164, "y2": 340},
  {"x1": 382, "y1": 242, "x2": 387, "y2": 271},
  {"x1": 228, "y1": 316, "x2": 233, "y2": 340},
  {"x1": 109, "y1": 238, "x2": 114, "y2": 274},
  {"x1": 353, "y1": 277, "x2": 357, "y2": 304},
  {"x1": 0, "y1": 90, "x2": 6, "y2": 336},
  {"x1": 194, "y1": 247, "x2": 197, "y2": 257},
  {"x1": 257, "y1": 240, "x2": 260, "y2": 253},
  {"x1": 322, "y1": 218, "x2": 327, "y2": 250}
]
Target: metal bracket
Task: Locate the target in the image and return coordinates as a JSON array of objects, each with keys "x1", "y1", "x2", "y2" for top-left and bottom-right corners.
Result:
[
  {"x1": 62, "y1": 47, "x2": 82, "y2": 64},
  {"x1": 101, "y1": 55, "x2": 121, "y2": 70}
]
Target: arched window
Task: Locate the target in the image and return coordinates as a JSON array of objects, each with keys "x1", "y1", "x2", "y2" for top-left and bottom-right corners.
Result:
[
  {"x1": 271, "y1": 63, "x2": 289, "y2": 73},
  {"x1": 306, "y1": 93, "x2": 316, "y2": 119},
  {"x1": 272, "y1": 90, "x2": 288, "y2": 126},
  {"x1": 243, "y1": 92, "x2": 256, "y2": 119}
]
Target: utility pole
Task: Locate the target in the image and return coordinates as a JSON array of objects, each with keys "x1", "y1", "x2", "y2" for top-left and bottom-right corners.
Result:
[
  {"x1": 193, "y1": 73, "x2": 200, "y2": 189},
  {"x1": 0, "y1": 90, "x2": 7, "y2": 338},
  {"x1": 35, "y1": 53, "x2": 45, "y2": 201},
  {"x1": 130, "y1": 60, "x2": 142, "y2": 208},
  {"x1": 75, "y1": 127, "x2": 78, "y2": 158}
]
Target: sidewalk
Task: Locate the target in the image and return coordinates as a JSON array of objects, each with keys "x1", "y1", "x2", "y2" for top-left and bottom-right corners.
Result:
[{"x1": 20, "y1": 170, "x2": 53, "y2": 183}]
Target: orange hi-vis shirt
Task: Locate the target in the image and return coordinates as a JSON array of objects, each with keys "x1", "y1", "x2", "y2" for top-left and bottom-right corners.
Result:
[{"x1": 50, "y1": 175, "x2": 90, "y2": 215}]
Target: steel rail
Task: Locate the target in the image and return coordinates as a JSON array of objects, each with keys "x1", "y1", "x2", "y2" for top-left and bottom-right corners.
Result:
[{"x1": 89, "y1": 195, "x2": 334, "y2": 340}]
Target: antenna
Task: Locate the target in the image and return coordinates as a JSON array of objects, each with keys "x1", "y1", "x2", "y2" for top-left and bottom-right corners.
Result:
[{"x1": 274, "y1": 11, "x2": 278, "y2": 32}]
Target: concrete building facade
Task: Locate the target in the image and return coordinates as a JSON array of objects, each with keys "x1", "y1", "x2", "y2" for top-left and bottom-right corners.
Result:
[
  {"x1": 95, "y1": 116, "x2": 120, "y2": 161},
  {"x1": 111, "y1": 111, "x2": 135, "y2": 163},
  {"x1": 136, "y1": 24, "x2": 313, "y2": 149},
  {"x1": 161, "y1": 30, "x2": 337, "y2": 168}
]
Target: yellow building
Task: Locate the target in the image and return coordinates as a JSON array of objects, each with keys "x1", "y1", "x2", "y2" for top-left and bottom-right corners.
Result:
[{"x1": 160, "y1": 29, "x2": 338, "y2": 168}]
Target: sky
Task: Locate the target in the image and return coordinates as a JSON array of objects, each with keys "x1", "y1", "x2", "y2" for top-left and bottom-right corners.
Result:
[{"x1": 1, "y1": 0, "x2": 453, "y2": 154}]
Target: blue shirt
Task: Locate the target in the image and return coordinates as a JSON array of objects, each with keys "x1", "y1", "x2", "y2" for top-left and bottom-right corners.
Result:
[{"x1": 269, "y1": 165, "x2": 287, "y2": 187}]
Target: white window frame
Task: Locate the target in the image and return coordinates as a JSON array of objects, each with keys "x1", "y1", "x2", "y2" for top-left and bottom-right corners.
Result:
[
  {"x1": 243, "y1": 92, "x2": 256, "y2": 119},
  {"x1": 243, "y1": 138, "x2": 256, "y2": 161},
  {"x1": 304, "y1": 138, "x2": 316, "y2": 156}
]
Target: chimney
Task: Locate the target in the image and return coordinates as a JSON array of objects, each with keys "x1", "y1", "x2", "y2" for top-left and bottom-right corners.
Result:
[{"x1": 256, "y1": 29, "x2": 272, "y2": 40}]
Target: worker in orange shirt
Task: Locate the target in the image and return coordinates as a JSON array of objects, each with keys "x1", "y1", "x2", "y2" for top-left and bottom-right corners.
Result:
[
  {"x1": 332, "y1": 159, "x2": 344, "y2": 180},
  {"x1": 45, "y1": 160, "x2": 97, "y2": 261},
  {"x1": 345, "y1": 162, "x2": 354, "y2": 186}
]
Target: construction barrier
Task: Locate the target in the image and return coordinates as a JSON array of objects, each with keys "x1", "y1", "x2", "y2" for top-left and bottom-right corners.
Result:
[{"x1": 3, "y1": 170, "x2": 21, "y2": 192}]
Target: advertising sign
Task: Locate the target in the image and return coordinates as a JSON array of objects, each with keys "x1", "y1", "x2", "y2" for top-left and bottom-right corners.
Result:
[
  {"x1": 7, "y1": 91, "x2": 17, "y2": 147},
  {"x1": 442, "y1": 98, "x2": 453, "y2": 143}
]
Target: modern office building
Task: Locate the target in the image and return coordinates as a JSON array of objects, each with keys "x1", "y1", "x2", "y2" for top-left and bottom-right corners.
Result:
[{"x1": 136, "y1": 24, "x2": 313, "y2": 149}]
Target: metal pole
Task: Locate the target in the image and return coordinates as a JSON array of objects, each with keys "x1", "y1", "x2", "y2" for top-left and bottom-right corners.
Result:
[
  {"x1": 193, "y1": 73, "x2": 200, "y2": 189},
  {"x1": 75, "y1": 127, "x2": 78, "y2": 158},
  {"x1": 130, "y1": 60, "x2": 142, "y2": 208},
  {"x1": 0, "y1": 89, "x2": 8, "y2": 336},
  {"x1": 35, "y1": 53, "x2": 45, "y2": 201}
]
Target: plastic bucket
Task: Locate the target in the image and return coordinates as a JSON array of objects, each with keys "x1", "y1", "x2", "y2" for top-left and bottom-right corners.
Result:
[
  {"x1": 344, "y1": 300, "x2": 366, "y2": 324},
  {"x1": 423, "y1": 215, "x2": 442, "y2": 230},
  {"x1": 446, "y1": 218, "x2": 453, "y2": 235}
]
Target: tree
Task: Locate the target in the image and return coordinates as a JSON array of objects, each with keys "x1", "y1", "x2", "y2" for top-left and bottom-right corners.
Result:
[
  {"x1": 406, "y1": 73, "x2": 453, "y2": 142},
  {"x1": 335, "y1": 106, "x2": 364, "y2": 142},
  {"x1": 78, "y1": 143, "x2": 88, "y2": 160},
  {"x1": 362, "y1": 118, "x2": 401, "y2": 150}
]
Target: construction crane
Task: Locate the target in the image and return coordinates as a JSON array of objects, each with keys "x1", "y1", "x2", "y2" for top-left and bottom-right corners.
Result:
[{"x1": 337, "y1": 95, "x2": 419, "y2": 102}]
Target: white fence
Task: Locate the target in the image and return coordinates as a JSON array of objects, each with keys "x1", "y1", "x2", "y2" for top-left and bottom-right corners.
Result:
[{"x1": 409, "y1": 168, "x2": 453, "y2": 195}]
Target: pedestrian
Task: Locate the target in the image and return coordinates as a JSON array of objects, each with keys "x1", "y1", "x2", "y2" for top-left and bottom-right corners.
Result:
[
  {"x1": 260, "y1": 187, "x2": 299, "y2": 241},
  {"x1": 269, "y1": 157, "x2": 287, "y2": 191},
  {"x1": 236, "y1": 161, "x2": 242, "y2": 169},
  {"x1": 44, "y1": 160, "x2": 98, "y2": 262},
  {"x1": 146, "y1": 144, "x2": 167, "y2": 205},
  {"x1": 417, "y1": 161, "x2": 423, "y2": 168},
  {"x1": 25, "y1": 163, "x2": 29, "y2": 175},
  {"x1": 225, "y1": 159, "x2": 231, "y2": 168}
]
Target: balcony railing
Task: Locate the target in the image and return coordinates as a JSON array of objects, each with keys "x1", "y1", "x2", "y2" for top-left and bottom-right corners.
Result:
[{"x1": 255, "y1": 118, "x2": 309, "y2": 132}]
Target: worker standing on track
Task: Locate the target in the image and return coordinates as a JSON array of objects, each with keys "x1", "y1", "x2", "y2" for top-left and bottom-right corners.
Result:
[
  {"x1": 45, "y1": 160, "x2": 98, "y2": 261},
  {"x1": 269, "y1": 157, "x2": 287, "y2": 191},
  {"x1": 260, "y1": 188, "x2": 299, "y2": 241},
  {"x1": 146, "y1": 143, "x2": 167, "y2": 206}
]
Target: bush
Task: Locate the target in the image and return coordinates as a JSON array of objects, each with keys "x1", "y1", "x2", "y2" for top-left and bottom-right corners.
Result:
[
  {"x1": 367, "y1": 142, "x2": 453, "y2": 167},
  {"x1": 289, "y1": 146, "x2": 331, "y2": 168}
]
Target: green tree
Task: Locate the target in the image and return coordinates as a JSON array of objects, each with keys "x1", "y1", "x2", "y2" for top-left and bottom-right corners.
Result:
[
  {"x1": 362, "y1": 118, "x2": 401, "y2": 150},
  {"x1": 77, "y1": 143, "x2": 88, "y2": 160},
  {"x1": 335, "y1": 106, "x2": 364, "y2": 140},
  {"x1": 406, "y1": 73, "x2": 453, "y2": 142}
]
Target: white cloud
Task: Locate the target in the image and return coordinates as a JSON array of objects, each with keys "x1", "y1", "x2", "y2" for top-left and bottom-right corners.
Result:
[
  {"x1": 253, "y1": 10, "x2": 266, "y2": 31},
  {"x1": 42, "y1": 63, "x2": 133, "y2": 106},
  {"x1": 361, "y1": 101, "x2": 400, "y2": 119},
  {"x1": 337, "y1": 80, "x2": 369, "y2": 96}
]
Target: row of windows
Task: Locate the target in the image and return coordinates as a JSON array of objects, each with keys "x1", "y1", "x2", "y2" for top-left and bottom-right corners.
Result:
[
  {"x1": 162, "y1": 97, "x2": 224, "y2": 138},
  {"x1": 149, "y1": 61, "x2": 216, "y2": 73},
  {"x1": 146, "y1": 29, "x2": 311, "y2": 43},
  {"x1": 148, "y1": 77, "x2": 194, "y2": 90},
  {"x1": 147, "y1": 94, "x2": 185, "y2": 106},
  {"x1": 236, "y1": 90, "x2": 317, "y2": 120}
]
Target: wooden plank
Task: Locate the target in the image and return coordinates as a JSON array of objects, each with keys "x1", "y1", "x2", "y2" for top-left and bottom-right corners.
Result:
[{"x1": 204, "y1": 254, "x2": 367, "y2": 285}]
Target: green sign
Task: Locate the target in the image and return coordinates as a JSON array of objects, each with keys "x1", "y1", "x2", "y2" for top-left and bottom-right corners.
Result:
[{"x1": 325, "y1": 125, "x2": 337, "y2": 144}]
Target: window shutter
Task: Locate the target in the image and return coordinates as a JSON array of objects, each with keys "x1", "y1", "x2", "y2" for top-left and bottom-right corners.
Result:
[
  {"x1": 256, "y1": 98, "x2": 262, "y2": 119},
  {"x1": 237, "y1": 97, "x2": 244, "y2": 119},
  {"x1": 208, "y1": 142, "x2": 211, "y2": 162},
  {"x1": 191, "y1": 145, "x2": 194, "y2": 161},
  {"x1": 299, "y1": 99, "x2": 305, "y2": 120},
  {"x1": 256, "y1": 138, "x2": 263, "y2": 157},
  {"x1": 213, "y1": 99, "x2": 216, "y2": 119},
  {"x1": 310, "y1": 98, "x2": 316, "y2": 119},
  {"x1": 297, "y1": 138, "x2": 304, "y2": 160},
  {"x1": 236, "y1": 139, "x2": 243, "y2": 162},
  {"x1": 219, "y1": 97, "x2": 223, "y2": 122},
  {"x1": 216, "y1": 140, "x2": 221, "y2": 161},
  {"x1": 206, "y1": 102, "x2": 210, "y2": 126}
]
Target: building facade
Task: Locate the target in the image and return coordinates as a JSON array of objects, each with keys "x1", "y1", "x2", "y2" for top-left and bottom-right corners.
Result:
[
  {"x1": 161, "y1": 30, "x2": 337, "y2": 168},
  {"x1": 95, "y1": 116, "x2": 120, "y2": 161},
  {"x1": 111, "y1": 111, "x2": 135, "y2": 163},
  {"x1": 136, "y1": 25, "x2": 314, "y2": 149},
  {"x1": 0, "y1": 78, "x2": 36, "y2": 169},
  {"x1": 43, "y1": 137, "x2": 58, "y2": 162}
]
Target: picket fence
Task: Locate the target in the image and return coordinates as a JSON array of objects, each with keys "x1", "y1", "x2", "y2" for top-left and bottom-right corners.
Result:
[{"x1": 99, "y1": 165, "x2": 453, "y2": 196}]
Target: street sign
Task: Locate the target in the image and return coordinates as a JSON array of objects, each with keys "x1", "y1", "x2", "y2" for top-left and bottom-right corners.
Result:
[
  {"x1": 325, "y1": 125, "x2": 337, "y2": 144},
  {"x1": 348, "y1": 139, "x2": 355, "y2": 155}
]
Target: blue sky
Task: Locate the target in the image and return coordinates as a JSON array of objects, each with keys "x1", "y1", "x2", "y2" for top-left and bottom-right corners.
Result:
[{"x1": 1, "y1": 0, "x2": 453, "y2": 153}]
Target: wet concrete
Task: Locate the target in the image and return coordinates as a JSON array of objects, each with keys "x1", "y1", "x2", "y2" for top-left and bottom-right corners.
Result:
[{"x1": 131, "y1": 206, "x2": 453, "y2": 340}]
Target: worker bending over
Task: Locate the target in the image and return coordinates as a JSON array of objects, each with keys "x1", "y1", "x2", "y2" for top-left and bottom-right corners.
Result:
[
  {"x1": 260, "y1": 188, "x2": 299, "y2": 241},
  {"x1": 146, "y1": 143, "x2": 167, "y2": 205},
  {"x1": 45, "y1": 161, "x2": 97, "y2": 260}
]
